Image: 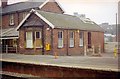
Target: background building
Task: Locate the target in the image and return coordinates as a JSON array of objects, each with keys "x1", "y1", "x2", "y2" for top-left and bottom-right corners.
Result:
[{"x1": 99, "y1": 23, "x2": 116, "y2": 42}]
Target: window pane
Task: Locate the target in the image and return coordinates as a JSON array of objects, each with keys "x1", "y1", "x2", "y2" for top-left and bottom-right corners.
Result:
[
  {"x1": 58, "y1": 31, "x2": 63, "y2": 48},
  {"x1": 69, "y1": 31, "x2": 74, "y2": 47},
  {"x1": 79, "y1": 32, "x2": 84, "y2": 46},
  {"x1": 58, "y1": 32, "x2": 62, "y2": 39},
  {"x1": 36, "y1": 32, "x2": 40, "y2": 38},
  {"x1": 10, "y1": 14, "x2": 14, "y2": 25},
  {"x1": 26, "y1": 32, "x2": 33, "y2": 48},
  {"x1": 70, "y1": 32, "x2": 74, "y2": 39}
]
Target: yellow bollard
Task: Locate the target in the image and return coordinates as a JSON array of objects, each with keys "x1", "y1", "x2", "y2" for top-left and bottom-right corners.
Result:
[{"x1": 113, "y1": 47, "x2": 117, "y2": 58}]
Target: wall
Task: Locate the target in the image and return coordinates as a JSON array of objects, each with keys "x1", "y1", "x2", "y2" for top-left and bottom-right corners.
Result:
[
  {"x1": 2, "y1": 0, "x2": 64, "y2": 29},
  {"x1": 2, "y1": 11, "x2": 29, "y2": 29},
  {"x1": 41, "y1": 1, "x2": 64, "y2": 14},
  {"x1": 52, "y1": 29, "x2": 104, "y2": 56}
]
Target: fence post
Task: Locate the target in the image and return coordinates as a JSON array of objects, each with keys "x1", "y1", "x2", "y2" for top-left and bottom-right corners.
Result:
[
  {"x1": 16, "y1": 45, "x2": 17, "y2": 53},
  {"x1": 6, "y1": 45, "x2": 8, "y2": 53},
  {"x1": 92, "y1": 45, "x2": 95, "y2": 55},
  {"x1": 84, "y1": 45, "x2": 87, "y2": 56},
  {"x1": 99, "y1": 45, "x2": 101, "y2": 54}
]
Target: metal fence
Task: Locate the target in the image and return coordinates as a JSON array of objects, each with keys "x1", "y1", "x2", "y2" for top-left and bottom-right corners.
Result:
[{"x1": 2, "y1": 45, "x2": 17, "y2": 53}]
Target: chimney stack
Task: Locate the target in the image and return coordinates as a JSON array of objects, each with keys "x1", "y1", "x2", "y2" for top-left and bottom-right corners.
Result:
[{"x1": 1, "y1": 0, "x2": 8, "y2": 8}]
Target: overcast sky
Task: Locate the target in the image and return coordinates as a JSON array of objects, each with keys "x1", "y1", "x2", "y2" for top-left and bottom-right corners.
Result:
[{"x1": 1, "y1": 0, "x2": 119, "y2": 25}]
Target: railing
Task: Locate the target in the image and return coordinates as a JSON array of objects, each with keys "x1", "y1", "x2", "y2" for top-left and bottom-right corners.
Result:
[
  {"x1": 84, "y1": 44, "x2": 101, "y2": 56},
  {"x1": 2, "y1": 45, "x2": 18, "y2": 53}
]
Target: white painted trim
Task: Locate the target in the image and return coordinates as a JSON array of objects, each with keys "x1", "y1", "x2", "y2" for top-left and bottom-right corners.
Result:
[
  {"x1": 39, "y1": 0, "x2": 49, "y2": 9},
  {"x1": 16, "y1": 9, "x2": 36, "y2": 30},
  {"x1": 16, "y1": 11, "x2": 32, "y2": 30},
  {"x1": 1, "y1": 37, "x2": 18, "y2": 39},
  {"x1": 35, "y1": 11, "x2": 54, "y2": 28},
  {"x1": 16, "y1": 9, "x2": 54, "y2": 30},
  {"x1": 54, "y1": 0, "x2": 65, "y2": 13}
]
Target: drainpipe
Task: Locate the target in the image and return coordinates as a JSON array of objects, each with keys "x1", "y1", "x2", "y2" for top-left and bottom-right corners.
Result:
[
  {"x1": 66, "y1": 29, "x2": 69, "y2": 56},
  {"x1": 42, "y1": 26, "x2": 44, "y2": 55},
  {"x1": 51, "y1": 28, "x2": 54, "y2": 55}
]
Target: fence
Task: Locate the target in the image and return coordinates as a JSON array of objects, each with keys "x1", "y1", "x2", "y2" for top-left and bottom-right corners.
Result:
[
  {"x1": 84, "y1": 44, "x2": 101, "y2": 56},
  {"x1": 2, "y1": 45, "x2": 18, "y2": 53}
]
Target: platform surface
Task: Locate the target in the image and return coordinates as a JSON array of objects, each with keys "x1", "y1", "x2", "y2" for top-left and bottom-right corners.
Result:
[{"x1": 0, "y1": 53, "x2": 119, "y2": 72}]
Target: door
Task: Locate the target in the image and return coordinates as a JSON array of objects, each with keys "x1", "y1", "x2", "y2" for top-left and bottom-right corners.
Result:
[
  {"x1": 88, "y1": 32, "x2": 91, "y2": 48},
  {"x1": 26, "y1": 32, "x2": 33, "y2": 48}
]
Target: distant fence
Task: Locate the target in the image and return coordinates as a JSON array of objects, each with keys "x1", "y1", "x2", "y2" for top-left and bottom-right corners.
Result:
[
  {"x1": 2, "y1": 45, "x2": 17, "y2": 53},
  {"x1": 105, "y1": 42, "x2": 119, "y2": 53}
]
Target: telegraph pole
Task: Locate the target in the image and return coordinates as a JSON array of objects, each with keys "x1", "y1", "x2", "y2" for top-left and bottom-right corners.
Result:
[{"x1": 116, "y1": 13, "x2": 118, "y2": 42}]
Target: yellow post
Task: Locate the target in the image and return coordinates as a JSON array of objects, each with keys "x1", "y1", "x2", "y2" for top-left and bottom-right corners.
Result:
[{"x1": 113, "y1": 46, "x2": 117, "y2": 58}]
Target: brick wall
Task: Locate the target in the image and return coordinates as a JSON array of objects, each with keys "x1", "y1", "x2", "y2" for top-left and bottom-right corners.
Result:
[
  {"x1": 2, "y1": 1, "x2": 63, "y2": 29},
  {"x1": 52, "y1": 29, "x2": 104, "y2": 56},
  {"x1": 41, "y1": 1, "x2": 64, "y2": 14},
  {"x1": 2, "y1": 11, "x2": 29, "y2": 29}
]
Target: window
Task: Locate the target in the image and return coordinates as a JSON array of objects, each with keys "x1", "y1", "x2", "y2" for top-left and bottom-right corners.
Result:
[
  {"x1": 35, "y1": 31, "x2": 42, "y2": 48},
  {"x1": 79, "y1": 32, "x2": 84, "y2": 47},
  {"x1": 58, "y1": 31, "x2": 63, "y2": 48},
  {"x1": 35, "y1": 31, "x2": 41, "y2": 39},
  {"x1": 9, "y1": 14, "x2": 14, "y2": 25},
  {"x1": 69, "y1": 31, "x2": 74, "y2": 47},
  {"x1": 22, "y1": 12, "x2": 27, "y2": 19},
  {"x1": 26, "y1": 32, "x2": 33, "y2": 48}
]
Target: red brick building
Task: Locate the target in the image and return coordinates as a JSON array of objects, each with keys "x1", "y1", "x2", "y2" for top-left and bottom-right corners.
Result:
[{"x1": 0, "y1": 0, "x2": 104, "y2": 55}]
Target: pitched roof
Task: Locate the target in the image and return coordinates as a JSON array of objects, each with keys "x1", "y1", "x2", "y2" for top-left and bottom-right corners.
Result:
[
  {"x1": 17, "y1": 9, "x2": 104, "y2": 32},
  {"x1": 0, "y1": 0, "x2": 64, "y2": 15},
  {"x1": 37, "y1": 10, "x2": 104, "y2": 32},
  {"x1": 0, "y1": 28, "x2": 18, "y2": 38},
  {"x1": 1, "y1": 0, "x2": 46, "y2": 14}
]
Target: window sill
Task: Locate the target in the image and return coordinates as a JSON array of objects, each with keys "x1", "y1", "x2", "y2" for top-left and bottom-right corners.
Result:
[
  {"x1": 35, "y1": 47, "x2": 43, "y2": 49},
  {"x1": 69, "y1": 46, "x2": 74, "y2": 48},
  {"x1": 9, "y1": 23, "x2": 15, "y2": 26},
  {"x1": 57, "y1": 47, "x2": 63, "y2": 49},
  {"x1": 79, "y1": 45, "x2": 84, "y2": 47},
  {"x1": 25, "y1": 48, "x2": 34, "y2": 49}
]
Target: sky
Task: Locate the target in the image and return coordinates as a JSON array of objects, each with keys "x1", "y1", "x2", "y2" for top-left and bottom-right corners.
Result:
[{"x1": 1, "y1": 0, "x2": 119, "y2": 25}]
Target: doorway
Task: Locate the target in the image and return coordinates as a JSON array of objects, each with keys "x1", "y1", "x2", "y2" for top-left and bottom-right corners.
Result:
[{"x1": 88, "y1": 32, "x2": 91, "y2": 48}]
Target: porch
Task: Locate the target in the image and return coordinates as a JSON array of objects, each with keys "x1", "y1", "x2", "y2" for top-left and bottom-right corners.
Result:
[{"x1": 0, "y1": 28, "x2": 19, "y2": 53}]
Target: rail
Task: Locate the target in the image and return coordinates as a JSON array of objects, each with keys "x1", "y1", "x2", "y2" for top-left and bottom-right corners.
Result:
[{"x1": 2, "y1": 45, "x2": 17, "y2": 53}]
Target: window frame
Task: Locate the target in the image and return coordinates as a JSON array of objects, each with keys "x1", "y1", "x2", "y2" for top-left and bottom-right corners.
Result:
[
  {"x1": 79, "y1": 32, "x2": 84, "y2": 47},
  {"x1": 26, "y1": 31, "x2": 33, "y2": 48},
  {"x1": 35, "y1": 31, "x2": 43, "y2": 48},
  {"x1": 69, "y1": 31, "x2": 74, "y2": 47},
  {"x1": 35, "y1": 31, "x2": 41, "y2": 39},
  {"x1": 58, "y1": 31, "x2": 63, "y2": 48},
  {"x1": 22, "y1": 12, "x2": 27, "y2": 19},
  {"x1": 9, "y1": 14, "x2": 14, "y2": 25}
]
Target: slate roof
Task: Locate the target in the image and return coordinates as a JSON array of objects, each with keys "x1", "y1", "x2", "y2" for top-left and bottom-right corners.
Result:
[
  {"x1": 0, "y1": 28, "x2": 18, "y2": 37},
  {"x1": 36, "y1": 10, "x2": 104, "y2": 32},
  {"x1": 0, "y1": 0, "x2": 46, "y2": 14}
]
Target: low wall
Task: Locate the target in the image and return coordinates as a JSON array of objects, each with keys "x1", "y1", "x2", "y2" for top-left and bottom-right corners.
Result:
[{"x1": 1, "y1": 61, "x2": 119, "y2": 78}]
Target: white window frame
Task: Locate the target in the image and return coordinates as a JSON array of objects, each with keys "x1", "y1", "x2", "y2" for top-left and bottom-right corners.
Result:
[
  {"x1": 26, "y1": 32, "x2": 33, "y2": 48},
  {"x1": 9, "y1": 14, "x2": 14, "y2": 25},
  {"x1": 69, "y1": 31, "x2": 74, "y2": 47},
  {"x1": 79, "y1": 32, "x2": 84, "y2": 47},
  {"x1": 58, "y1": 31, "x2": 63, "y2": 48},
  {"x1": 22, "y1": 12, "x2": 28, "y2": 19}
]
